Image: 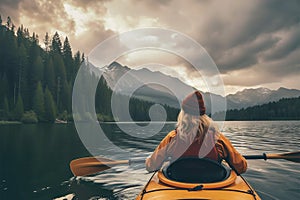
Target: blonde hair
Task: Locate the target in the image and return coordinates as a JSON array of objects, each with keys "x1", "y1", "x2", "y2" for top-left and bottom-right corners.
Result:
[{"x1": 176, "y1": 110, "x2": 218, "y2": 144}]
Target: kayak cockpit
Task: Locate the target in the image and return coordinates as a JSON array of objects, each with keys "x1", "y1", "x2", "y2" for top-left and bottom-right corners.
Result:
[{"x1": 158, "y1": 157, "x2": 237, "y2": 189}]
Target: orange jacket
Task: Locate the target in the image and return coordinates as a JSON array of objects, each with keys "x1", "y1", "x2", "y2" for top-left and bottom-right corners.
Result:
[{"x1": 145, "y1": 130, "x2": 247, "y2": 174}]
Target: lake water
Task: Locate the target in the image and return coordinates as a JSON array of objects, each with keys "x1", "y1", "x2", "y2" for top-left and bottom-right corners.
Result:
[{"x1": 0, "y1": 121, "x2": 300, "y2": 200}]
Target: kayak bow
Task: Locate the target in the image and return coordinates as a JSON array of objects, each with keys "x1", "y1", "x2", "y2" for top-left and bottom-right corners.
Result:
[{"x1": 136, "y1": 158, "x2": 261, "y2": 200}]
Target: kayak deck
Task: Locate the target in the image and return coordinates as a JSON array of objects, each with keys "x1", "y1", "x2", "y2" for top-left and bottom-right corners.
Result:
[{"x1": 136, "y1": 172, "x2": 261, "y2": 200}]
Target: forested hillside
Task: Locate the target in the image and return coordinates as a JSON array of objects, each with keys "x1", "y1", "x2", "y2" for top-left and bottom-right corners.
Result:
[
  {"x1": 213, "y1": 97, "x2": 300, "y2": 121},
  {"x1": 0, "y1": 16, "x2": 179, "y2": 122},
  {"x1": 0, "y1": 16, "x2": 83, "y2": 122},
  {"x1": 2, "y1": 15, "x2": 297, "y2": 123}
]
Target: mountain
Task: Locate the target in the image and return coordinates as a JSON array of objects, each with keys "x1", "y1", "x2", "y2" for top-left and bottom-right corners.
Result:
[
  {"x1": 88, "y1": 61, "x2": 300, "y2": 113},
  {"x1": 89, "y1": 61, "x2": 193, "y2": 108},
  {"x1": 227, "y1": 87, "x2": 300, "y2": 109},
  {"x1": 89, "y1": 62, "x2": 232, "y2": 113},
  {"x1": 102, "y1": 62, "x2": 195, "y2": 99}
]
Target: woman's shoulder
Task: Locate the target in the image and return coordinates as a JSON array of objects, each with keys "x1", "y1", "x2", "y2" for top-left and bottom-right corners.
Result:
[
  {"x1": 215, "y1": 132, "x2": 231, "y2": 147},
  {"x1": 159, "y1": 130, "x2": 177, "y2": 143},
  {"x1": 156, "y1": 130, "x2": 177, "y2": 149},
  {"x1": 216, "y1": 132, "x2": 229, "y2": 141},
  {"x1": 164, "y1": 129, "x2": 178, "y2": 143},
  {"x1": 168, "y1": 130, "x2": 177, "y2": 138}
]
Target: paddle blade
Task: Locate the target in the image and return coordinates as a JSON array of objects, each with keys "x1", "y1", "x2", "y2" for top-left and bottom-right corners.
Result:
[
  {"x1": 70, "y1": 157, "x2": 114, "y2": 176},
  {"x1": 281, "y1": 151, "x2": 300, "y2": 163}
]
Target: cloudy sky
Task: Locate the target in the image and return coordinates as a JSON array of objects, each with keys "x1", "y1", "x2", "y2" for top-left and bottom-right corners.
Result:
[{"x1": 1, "y1": 0, "x2": 300, "y2": 94}]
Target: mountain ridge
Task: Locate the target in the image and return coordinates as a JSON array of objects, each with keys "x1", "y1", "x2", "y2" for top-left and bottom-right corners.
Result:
[
  {"x1": 89, "y1": 61, "x2": 300, "y2": 113},
  {"x1": 227, "y1": 87, "x2": 300, "y2": 109}
]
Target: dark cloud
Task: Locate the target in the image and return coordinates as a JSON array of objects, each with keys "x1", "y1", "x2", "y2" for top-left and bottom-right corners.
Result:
[
  {"x1": 223, "y1": 72, "x2": 278, "y2": 87},
  {"x1": 133, "y1": 0, "x2": 172, "y2": 9},
  {"x1": 20, "y1": 0, "x2": 75, "y2": 33},
  {"x1": 1, "y1": 0, "x2": 299, "y2": 91},
  {"x1": 0, "y1": 0, "x2": 22, "y2": 23},
  {"x1": 103, "y1": 0, "x2": 299, "y2": 76},
  {"x1": 0, "y1": 0, "x2": 21, "y2": 8},
  {"x1": 0, "y1": 0, "x2": 76, "y2": 35},
  {"x1": 222, "y1": 43, "x2": 300, "y2": 88},
  {"x1": 103, "y1": 0, "x2": 300, "y2": 90},
  {"x1": 0, "y1": 0, "x2": 115, "y2": 53},
  {"x1": 264, "y1": 46, "x2": 300, "y2": 77},
  {"x1": 217, "y1": 34, "x2": 279, "y2": 72},
  {"x1": 204, "y1": 0, "x2": 300, "y2": 49},
  {"x1": 173, "y1": 0, "x2": 300, "y2": 91},
  {"x1": 262, "y1": 26, "x2": 300, "y2": 61}
]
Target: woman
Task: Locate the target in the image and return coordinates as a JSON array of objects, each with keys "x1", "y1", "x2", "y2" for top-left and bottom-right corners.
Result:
[{"x1": 145, "y1": 91, "x2": 247, "y2": 174}]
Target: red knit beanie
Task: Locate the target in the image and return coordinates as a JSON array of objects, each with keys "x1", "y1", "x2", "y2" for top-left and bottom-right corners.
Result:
[{"x1": 181, "y1": 91, "x2": 206, "y2": 116}]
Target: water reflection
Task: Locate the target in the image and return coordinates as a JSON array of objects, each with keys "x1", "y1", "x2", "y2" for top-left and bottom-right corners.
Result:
[{"x1": 0, "y1": 121, "x2": 300, "y2": 199}]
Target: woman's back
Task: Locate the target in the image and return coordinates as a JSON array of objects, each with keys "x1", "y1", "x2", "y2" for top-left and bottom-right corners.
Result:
[{"x1": 145, "y1": 91, "x2": 247, "y2": 174}]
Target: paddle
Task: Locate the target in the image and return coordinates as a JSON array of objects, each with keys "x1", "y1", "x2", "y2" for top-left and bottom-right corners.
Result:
[
  {"x1": 244, "y1": 151, "x2": 300, "y2": 163},
  {"x1": 70, "y1": 156, "x2": 145, "y2": 176},
  {"x1": 70, "y1": 151, "x2": 300, "y2": 176}
]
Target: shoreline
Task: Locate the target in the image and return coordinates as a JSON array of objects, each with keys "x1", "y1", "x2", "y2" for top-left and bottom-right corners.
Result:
[
  {"x1": 0, "y1": 121, "x2": 22, "y2": 125},
  {"x1": 1, "y1": 119, "x2": 300, "y2": 125}
]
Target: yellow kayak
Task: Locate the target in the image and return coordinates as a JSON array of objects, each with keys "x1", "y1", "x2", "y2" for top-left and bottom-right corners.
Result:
[{"x1": 136, "y1": 158, "x2": 261, "y2": 200}]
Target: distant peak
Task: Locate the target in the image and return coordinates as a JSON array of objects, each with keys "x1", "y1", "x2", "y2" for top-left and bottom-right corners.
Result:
[
  {"x1": 257, "y1": 87, "x2": 272, "y2": 93},
  {"x1": 107, "y1": 62, "x2": 131, "y2": 71},
  {"x1": 244, "y1": 87, "x2": 271, "y2": 92},
  {"x1": 108, "y1": 61, "x2": 122, "y2": 69},
  {"x1": 277, "y1": 87, "x2": 288, "y2": 91}
]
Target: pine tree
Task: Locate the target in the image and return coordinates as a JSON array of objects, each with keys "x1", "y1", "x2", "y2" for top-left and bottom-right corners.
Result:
[
  {"x1": 6, "y1": 16, "x2": 12, "y2": 29},
  {"x1": 72, "y1": 51, "x2": 82, "y2": 83},
  {"x1": 18, "y1": 43, "x2": 29, "y2": 109},
  {"x1": 74, "y1": 51, "x2": 81, "y2": 64},
  {"x1": 44, "y1": 32, "x2": 50, "y2": 52},
  {"x1": 28, "y1": 39, "x2": 41, "y2": 72},
  {"x1": 17, "y1": 43, "x2": 27, "y2": 93},
  {"x1": 44, "y1": 87, "x2": 56, "y2": 122},
  {"x1": 6, "y1": 28, "x2": 19, "y2": 99},
  {"x1": 44, "y1": 57, "x2": 55, "y2": 94},
  {"x1": 62, "y1": 36, "x2": 73, "y2": 81},
  {"x1": 31, "y1": 55, "x2": 44, "y2": 87},
  {"x1": 52, "y1": 53, "x2": 66, "y2": 82},
  {"x1": 30, "y1": 32, "x2": 39, "y2": 45},
  {"x1": 33, "y1": 81, "x2": 44, "y2": 121},
  {"x1": 3, "y1": 96, "x2": 10, "y2": 120},
  {"x1": 81, "y1": 53, "x2": 85, "y2": 63},
  {"x1": 0, "y1": 74, "x2": 9, "y2": 100},
  {"x1": 17, "y1": 25, "x2": 25, "y2": 46},
  {"x1": 11, "y1": 23, "x2": 15, "y2": 33},
  {"x1": 63, "y1": 37, "x2": 72, "y2": 58},
  {"x1": 61, "y1": 80, "x2": 71, "y2": 113},
  {"x1": 24, "y1": 28, "x2": 30, "y2": 39},
  {"x1": 14, "y1": 95, "x2": 24, "y2": 120},
  {"x1": 51, "y1": 32, "x2": 62, "y2": 55}
]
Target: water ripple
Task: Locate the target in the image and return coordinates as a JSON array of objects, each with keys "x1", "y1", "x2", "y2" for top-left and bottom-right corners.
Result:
[{"x1": 59, "y1": 121, "x2": 300, "y2": 200}]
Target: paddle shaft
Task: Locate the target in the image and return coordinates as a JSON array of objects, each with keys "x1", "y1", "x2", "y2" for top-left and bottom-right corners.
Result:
[
  {"x1": 130, "y1": 152, "x2": 300, "y2": 162},
  {"x1": 89, "y1": 152, "x2": 300, "y2": 167},
  {"x1": 70, "y1": 151, "x2": 300, "y2": 176},
  {"x1": 244, "y1": 153, "x2": 267, "y2": 160},
  {"x1": 85, "y1": 158, "x2": 145, "y2": 167},
  {"x1": 244, "y1": 152, "x2": 300, "y2": 162}
]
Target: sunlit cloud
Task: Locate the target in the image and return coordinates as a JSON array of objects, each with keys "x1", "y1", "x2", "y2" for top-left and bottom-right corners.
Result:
[
  {"x1": 63, "y1": 3, "x2": 90, "y2": 36},
  {"x1": 1, "y1": 0, "x2": 299, "y2": 94}
]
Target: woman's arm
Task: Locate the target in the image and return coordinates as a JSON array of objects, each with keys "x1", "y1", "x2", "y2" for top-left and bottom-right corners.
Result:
[
  {"x1": 216, "y1": 134, "x2": 248, "y2": 174},
  {"x1": 145, "y1": 131, "x2": 176, "y2": 172}
]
